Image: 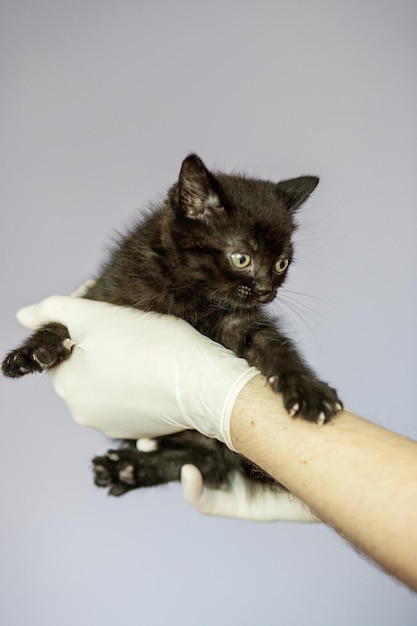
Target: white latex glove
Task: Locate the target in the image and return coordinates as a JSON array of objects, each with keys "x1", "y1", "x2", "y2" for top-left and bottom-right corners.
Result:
[
  {"x1": 180, "y1": 465, "x2": 320, "y2": 522},
  {"x1": 17, "y1": 296, "x2": 259, "y2": 449}
]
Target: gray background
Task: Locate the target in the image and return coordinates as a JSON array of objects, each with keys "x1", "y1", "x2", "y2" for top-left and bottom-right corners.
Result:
[{"x1": 1, "y1": 1, "x2": 416, "y2": 624}]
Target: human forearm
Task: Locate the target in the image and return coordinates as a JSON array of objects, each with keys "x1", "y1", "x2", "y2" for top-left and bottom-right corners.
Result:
[{"x1": 231, "y1": 375, "x2": 417, "y2": 591}]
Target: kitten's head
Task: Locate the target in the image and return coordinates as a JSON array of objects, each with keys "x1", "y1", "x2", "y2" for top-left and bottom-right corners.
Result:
[{"x1": 168, "y1": 154, "x2": 318, "y2": 310}]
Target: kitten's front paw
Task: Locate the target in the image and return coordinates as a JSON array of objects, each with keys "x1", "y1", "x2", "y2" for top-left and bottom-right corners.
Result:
[
  {"x1": 269, "y1": 373, "x2": 342, "y2": 425},
  {"x1": 2, "y1": 348, "x2": 45, "y2": 377},
  {"x1": 2, "y1": 335, "x2": 73, "y2": 378},
  {"x1": 2, "y1": 344, "x2": 70, "y2": 378}
]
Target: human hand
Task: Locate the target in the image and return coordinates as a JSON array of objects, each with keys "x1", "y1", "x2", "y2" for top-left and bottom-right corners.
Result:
[
  {"x1": 17, "y1": 296, "x2": 259, "y2": 448},
  {"x1": 180, "y1": 465, "x2": 320, "y2": 522}
]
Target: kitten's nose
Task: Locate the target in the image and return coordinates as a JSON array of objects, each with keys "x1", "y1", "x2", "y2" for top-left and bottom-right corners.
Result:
[
  {"x1": 254, "y1": 275, "x2": 273, "y2": 301},
  {"x1": 255, "y1": 284, "x2": 273, "y2": 302},
  {"x1": 255, "y1": 278, "x2": 272, "y2": 295},
  {"x1": 256, "y1": 287, "x2": 272, "y2": 297}
]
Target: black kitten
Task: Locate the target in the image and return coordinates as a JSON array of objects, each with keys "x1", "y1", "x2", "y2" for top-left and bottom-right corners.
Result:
[{"x1": 2, "y1": 155, "x2": 342, "y2": 497}]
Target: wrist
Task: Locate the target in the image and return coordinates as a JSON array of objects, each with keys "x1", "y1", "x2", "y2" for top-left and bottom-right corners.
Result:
[{"x1": 230, "y1": 374, "x2": 292, "y2": 460}]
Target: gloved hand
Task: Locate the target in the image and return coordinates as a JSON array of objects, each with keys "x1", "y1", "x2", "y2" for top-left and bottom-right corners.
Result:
[
  {"x1": 17, "y1": 296, "x2": 259, "y2": 449},
  {"x1": 180, "y1": 465, "x2": 320, "y2": 522}
]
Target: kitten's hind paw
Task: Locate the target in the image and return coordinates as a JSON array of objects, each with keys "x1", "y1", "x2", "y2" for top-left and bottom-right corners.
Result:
[
  {"x1": 92, "y1": 439, "x2": 188, "y2": 495},
  {"x1": 92, "y1": 448, "x2": 146, "y2": 497},
  {"x1": 93, "y1": 451, "x2": 133, "y2": 497}
]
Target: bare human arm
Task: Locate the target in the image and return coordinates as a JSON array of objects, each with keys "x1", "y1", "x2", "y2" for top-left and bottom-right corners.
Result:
[{"x1": 231, "y1": 374, "x2": 417, "y2": 592}]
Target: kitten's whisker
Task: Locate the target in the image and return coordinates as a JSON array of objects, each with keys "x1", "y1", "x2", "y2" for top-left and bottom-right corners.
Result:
[
  {"x1": 279, "y1": 294, "x2": 330, "y2": 325},
  {"x1": 273, "y1": 292, "x2": 329, "y2": 349},
  {"x1": 283, "y1": 288, "x2": 338, "y2": 305},
  {"x1": 270, "y1": 303, "x2": 301, "y2": 343},
  {"x1": 279, "y1": 292, "x2": 328, "y2": 330}
]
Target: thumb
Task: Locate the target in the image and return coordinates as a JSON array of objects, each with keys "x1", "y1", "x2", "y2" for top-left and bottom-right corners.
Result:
[
  {"x1": 16, "y1": 279, "x2": 100, "y2": 329},
  {"x1": 16, "y1": 295, "x2": 114, "y2": 330},
  {"x1": 180, "y1": 464, "x2": 234, "y2": 517},
  {"x1": 17, "y1": 296, "x2": 72, "y2": 329},
  {"x1": 181, "y1": 465, "x2": 205, "y2": 504}
]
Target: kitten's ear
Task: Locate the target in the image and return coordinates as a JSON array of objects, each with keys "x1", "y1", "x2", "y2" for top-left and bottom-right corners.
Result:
[
  {"x1": 177, "y1": 154, "x2": 224, "y2": 220},
  {"x1": 276, "y1": 176, "x2": 319, "y2": 211}
]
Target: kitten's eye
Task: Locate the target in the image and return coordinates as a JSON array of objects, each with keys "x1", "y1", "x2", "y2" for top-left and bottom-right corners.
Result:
[
  {"x1": 273, "y1": 257, "x2": 289, "y2": 274},
  {"x1": 230, "y1": 253, "x2": 251, "y2": 269}
]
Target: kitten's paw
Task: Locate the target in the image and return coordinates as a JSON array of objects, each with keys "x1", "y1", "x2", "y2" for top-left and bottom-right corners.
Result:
[
  {"x1": 93, "y1": 452, "x2": 133, "y2": 497},
  {"x1": 2, "y1": 323, "x2": 73, "y2": 378},
  {"x1": 269, "y1": 373, "x2": 342, "y2": 424},
  {"x1": 2, "y1": 340, "x2": 72, "y2": 378},
  {"x1": 92, "y1": 447, "x2": 151, "y2": 497},
  {"x1": 2, "y1": 349, "x2": 43, "y2": 377}
]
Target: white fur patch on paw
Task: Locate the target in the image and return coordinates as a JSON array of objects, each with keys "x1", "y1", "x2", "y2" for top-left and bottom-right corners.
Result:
[
  {"x1": 136, "y1": 438, "x2": 158, "y2": 453},
  {"x1": 107, "y1": 452, "x2": 120, "y2": 462}
]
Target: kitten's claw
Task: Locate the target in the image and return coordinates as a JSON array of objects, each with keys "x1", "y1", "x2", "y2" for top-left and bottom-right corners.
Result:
[
  {"x1": 289, "y1": 403, "x2": 299, "y2": 418},
  {"x1": 31, "y1": 352, "x2": 49, "y2": 369},
  {"x1": 317, "y1": 412, "x2": 326, "y2": 427}
]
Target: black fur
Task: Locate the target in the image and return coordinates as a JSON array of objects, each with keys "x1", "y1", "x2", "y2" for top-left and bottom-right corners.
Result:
[{"x1": 2, "y1": 154, "x2": 342, "y2": 497}]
